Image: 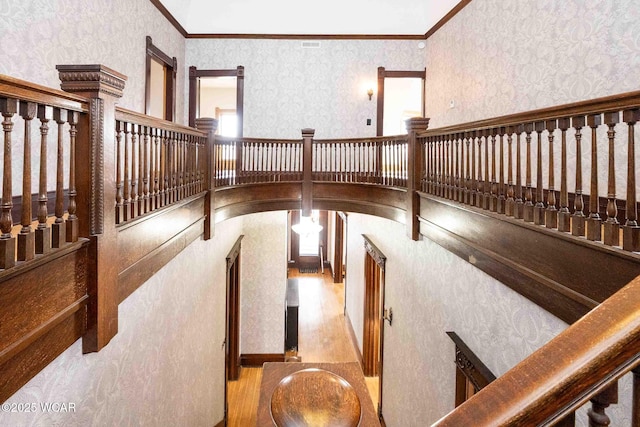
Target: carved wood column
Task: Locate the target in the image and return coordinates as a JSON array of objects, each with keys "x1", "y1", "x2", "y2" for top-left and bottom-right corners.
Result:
[
  {"x1": 195, "y1": 117, "x2": 218, "y2": 240},
  {"x1": 301, "y1": 128, "x2": 315, "y2": 217},
  {"x1": 57, "y1": 64, "x2": 127, "y2": 352},
  {"x1": 405, "y1": 117, "x2": 430, "y2": 240}
]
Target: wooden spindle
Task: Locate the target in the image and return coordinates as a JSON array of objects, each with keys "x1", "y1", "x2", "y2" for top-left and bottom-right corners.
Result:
[
  {"x1": 139, "y1": 126, "x2": 146, "y2": 211},
  {"x1": 0, "y1": 98, "x2": 17, "y2": 268},
  {"x1": 65, "y1": 111, "x2": 78, "y2": 242},
  {"x1": 35, "y1": 105, "x2": 52, "y2": 254},
  {"x1": 453, "y1": 135, "x2": 459, "y2": 201},
  {"x1": 122, "y1": 122, "x2": 131, "y2": 219},
  {"x1": 586, "y1": 114, "x2": 603, "y2": 241},
  {"x1": 18, "y1": 102, "x2": 36, "y2": 261},
  {"x1": 515, "y1": 124, "x2": 525, "y2": 219},
  {"x1": 445, "y1": 136, "x2": 451, "y2": 198},
  {"x1": 489, "y1": 128, "x2": 498, "y2": 212},
  {"x1": 51, "y1": 108, "x2": 67, "y2": 247},
  {"x1": 603, "y1": 112, "x2": 620, "y2": 246},
  {"x1": 470, "y1": 131, "x2": 477, "y2": 206},
  {"x1": 464, "y1": 132, "x2": 471, "y2": 204},
  {"x1": 587, "y1": 382, "x2": 618, "y2": 427},
  {"x1": 131, "y1": 123, "x2": 139, "y2": 218},
  {"x1": 143, "y1": 126, "x2": 150, "y2": 211},
  {"x1": 483, "y1": 130, "x2": 491, "y2": 210},
  {"x1": 159, "y1": 129, "x2": 166, "y2": 206},
  {"x1": 557, "y1": 118, "x2": 571, "y2": 232},
  {"x1": 476, "y1": 133, "x2": 483, "y2": 208},
  {"x1": 623, "y1": 109, "x2": 640, "y2": 251},
  {"x1": 458, "y1": 133, "x2": 464, "y2": 202},
  {"x1": 633, "y1": 367, "x2": 640, "y2": 427},
  {"x1": 505, "y1": 126, "x2": 515, "y2": 216},
  {"x1": 523, "y1": 123, "x2": 534, "y2": 222},
  {"x1": 497, "y1": 127, "x2": 506, "y2": 214},
  {"x1": 545, "y1": 119, "x2": 557, "y2": 229},
  {"x1": 533, "y1": 121, "x2": 546, "y2": 225},
  {"x1": 571, "y1": 116, "x2": 586, "y2": 237},
  {"x1": 115, "y1": 121, "x2": 124, "y2": 223},
  {"x1": 153, "y1": 128, "x2": 160, "y2": 209}
]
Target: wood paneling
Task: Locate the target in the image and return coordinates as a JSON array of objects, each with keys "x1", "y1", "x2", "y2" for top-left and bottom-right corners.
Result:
[{"x1": 419, "y1": 194, "x2": 640, "y2": 324}]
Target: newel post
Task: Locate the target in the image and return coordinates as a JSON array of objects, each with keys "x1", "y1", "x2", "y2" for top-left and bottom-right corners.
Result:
[
  {"x1": 301, "y1": 128, "x2": 315, "y2": 216},
  {"x1": 57, "y1": 64, "x2": 127, "y2": 353},
  {"x1": 195, "y1": 117, "x2": 218, "y2": 240},
  {"x1": 405, "y1": 117, "x2": 430, "y2": 240}
]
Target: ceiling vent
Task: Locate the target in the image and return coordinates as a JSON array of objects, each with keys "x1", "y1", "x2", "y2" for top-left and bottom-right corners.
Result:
[{"x1": 301, "y1": 41, "x2": 321, "y2": 49}]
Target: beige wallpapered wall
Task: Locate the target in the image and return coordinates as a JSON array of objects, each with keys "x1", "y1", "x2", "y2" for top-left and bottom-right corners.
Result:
[{"x1": 186, "y1": 38, "x2": 427, "y2": 139}]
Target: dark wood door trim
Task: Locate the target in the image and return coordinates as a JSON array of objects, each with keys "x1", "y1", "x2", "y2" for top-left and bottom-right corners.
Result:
[
  {"x1": 225, "y1": 234, "x2": 243, "y2": 423},
  {"x1": 333, "y1": 212, "x2": 344, "y2": 283},
  {"x1": 289, "y1": 210, "x2": 328, "y2": 269},
  {"x1": 188, "y1": 65, "x2": 244, "y2": 136},
  {"x1": 376, "y1": 67, "x2": 426, "y2": 136}
]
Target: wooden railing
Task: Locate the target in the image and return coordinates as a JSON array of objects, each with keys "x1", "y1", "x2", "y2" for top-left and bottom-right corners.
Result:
[
  {"x1": 0, "y1": 75, "x2": 88, "y2": 270},
  {"x1": 114, "y1": 108, "x2": 208, "y2": 225},
  {"x1": 418, "y1": 91, "x2": 640, "y2": 252},
  {"x1": 434, "y1": 273, "x2": 640, "y2": 427},
  {"x1": 212, "y1": 134, "x2": 409, "y2": 188}
]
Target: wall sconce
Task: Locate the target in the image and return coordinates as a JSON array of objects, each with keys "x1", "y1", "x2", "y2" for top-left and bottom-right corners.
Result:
[
  {"x1": 383, "y1": 307, "x2": 393, "y2": 326},
  {"x1": 367, "y1": 88, "x2": 374, "y2": 101}
]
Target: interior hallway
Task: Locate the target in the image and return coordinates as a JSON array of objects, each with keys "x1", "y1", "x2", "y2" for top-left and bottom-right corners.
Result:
[{"x1": 227, "y1": 268, "x2": 379, "y2": 426}]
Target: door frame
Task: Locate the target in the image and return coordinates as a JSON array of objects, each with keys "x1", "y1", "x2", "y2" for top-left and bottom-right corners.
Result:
[
  {"x1": 188, "y1": 66, "x2": 244, "y2": 136},
  {"x1": 224, "y1": 235, "x2": 244, "y2": 424},
  {"x1": 289, "y1": 210, "x2": 328, "y2": 270},
  {"x1": 376, "y1": 67, "x2": 426, "y2": 136},
  {"x1": 362, "y1": 234, "x2": 387, "y2": 419}
]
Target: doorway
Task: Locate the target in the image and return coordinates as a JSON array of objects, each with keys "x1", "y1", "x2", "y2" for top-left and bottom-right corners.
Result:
[
  {"x1": 188, "y1": 66, "x2": 244, "y2": 136},
  {"x1": 362, "y1": 235, "x2": 387, "y2": 418},
  {"x1": 376, "y1": 67, "x2": 425, "y2": 136},
  {"x1": 289, "y1": 210, "x2": 328, "y2": 272},
  {"x1": 225, "y1": 235, "x2": 243, "y2": 424}
]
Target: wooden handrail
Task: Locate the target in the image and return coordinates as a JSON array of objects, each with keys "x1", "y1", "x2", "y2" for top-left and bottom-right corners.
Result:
[
  {"x1": 115, "y1": 107, "x2": 206, "y2": 137},
  {"x1": 419, "y1": 89, "x2": 640, "y2": 136},
  {"x1": 433, "y1": 274, "x2": 640, "y2": 426},
  {"x1": 0, "y1": 74, "x2": 88, "y2": 113}
]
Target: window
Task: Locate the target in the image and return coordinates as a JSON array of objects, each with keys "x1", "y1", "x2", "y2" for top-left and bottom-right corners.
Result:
[{"x1": 145, "y1": 36, "x2": 177, "y2": 121}]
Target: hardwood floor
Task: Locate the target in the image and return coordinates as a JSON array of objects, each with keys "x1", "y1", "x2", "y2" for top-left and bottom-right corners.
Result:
[{"x1": 226, "y1": 268, "x2": 370, "y2": 426}]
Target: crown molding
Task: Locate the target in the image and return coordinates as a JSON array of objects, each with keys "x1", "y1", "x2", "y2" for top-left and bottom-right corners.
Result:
[
  {"x1": 149, "y1": 0, "x2": 188, "y2": 37},
  {"x1": 425, "y1": 0, "x2": 473, "y2": 39}
]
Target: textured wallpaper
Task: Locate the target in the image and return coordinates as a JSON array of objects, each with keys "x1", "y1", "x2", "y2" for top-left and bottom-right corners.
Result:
[
  {"x1": 0, "y1": 217, "x2": 243, "y2": 427},
  {"x1": 345, "y1": 213, "x2": 632, "y2": 426},
  {"x1": 0, "y1": 0, "x2": 186, "y2": 123},
  {"x1": 239, "y1": 211, "x2": 288, "y2": 354},
  {"x1": 186, "y1": 39, "x2": 426, "y2": 139},
  {"x1": 424, "y1": 0, "x2": 640, "y2": 200}
]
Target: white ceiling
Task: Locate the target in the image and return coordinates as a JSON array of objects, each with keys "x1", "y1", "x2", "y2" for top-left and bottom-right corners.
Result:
[{"x1": 157, "y1": 0, "x2": 462, "y2": 35}]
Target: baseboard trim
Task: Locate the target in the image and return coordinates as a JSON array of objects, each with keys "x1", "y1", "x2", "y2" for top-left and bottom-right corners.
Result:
[
  {"x1": 240, "y1": 353, "x2": 285, "y2": 366},
  {"x1": 345, "y1": 311, "x2": 363, "y2": 367}
]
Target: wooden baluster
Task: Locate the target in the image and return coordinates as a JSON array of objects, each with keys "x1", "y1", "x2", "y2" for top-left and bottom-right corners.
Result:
[
  {"x1": 122, "y1": 122, "x2": 131, "y2": 219},
  {"x1": 51, "y1": 108, "x2": 67, "y2": 247},
  {"x1": 54, "y1": 111, "x2": 68, "y2": 240},
  {"x1": 172, "y1": 132, "x2": 178, "y2": 200},
  {"x1": 545, "y1": 119, "x2": 558, "y2": 229},
  {"x1": 623, "y1": 109, "x2": 640, "y2": 251},
  {"x1": 440, "y1": 136, "x2": 445, "y2": 196},
  {"x1": 153, "y1": 128, "x2": 160, "y2": 208},
  {"x1": 464, "y1": 132, "x2": 471, "y2": 204},
  {"x1": 476, "y1": 133, "x2": 483, "y2": 208},
  {"x1": 159, "y1": 129, "x2": 166, "y2": 206},
  {"x1": 571, "y1": 116, "x2": 586, "y2": 236},
  {"x1": 489, "y1": 128, "x2": 498, "y2": 211},
  {"x1": 587, "y1": 382, "x2": 618, "y2": 427},
  {"x1": 0, "y1": 99, "x2": 17, "y2": 268},
  {"x1": 459, "y1": 133, "x2": 465, "y2": 201},
  {"x1": 514, "y1": 125, "x2": 525, "y2": 219},
  {"x1": 35, "y1": 105, "x2": 52, "y2": 254},
  {"x1": 18, "y1": 102, "x2": 36, "y2": 261},
  {"x1": 179, "y1": 133, "x2": 185, "y2": 198},
  {"x1": 65, "y1": 111, "x2": 78, "y2": 243},
  {"x1": 449, "y1": 135, "x2": 455, "y2": 198},
  {"x1": 143, "y1": 127, "x2": 150, "y2": 210},
  {"x1": 603, "y1": 112, "x2": 620, "y2": 246},
  {"x1": 483, "y1": 130, "x2": 491, "y2": 210},
  {"x1": 633, "y1": 367, "x2": 640, "y2": 427},
  {"x1": 505, "y1": 126, "x2": 515, "y2": 216},
  {"x1": 148, "y1": 127, "x2": 155, "y2": 208},
  {"x1": 523, "y1": 123, "x2": 534, "y2": 222},
  {"x1": 587, "y1": 114, "x2": 602, "y2": 241},
  {"x1": 445, "y1": 136, "x2": 450, "y2": 198},
  {"x1": 115, "y1": 121, "x2": 124, "y2": 223},
  {"x1": 557, "y1": 118, "x2": 571, "y2": 232},
  {"x1": 497, "y1": 127, "x2": 506, "y2": 214},
  {"x1": 470, "y1": 131, "x2": 477, "y2": 205},
  {"x1": 453, "y1": 135, "x2": 459, "y2": 200},
  {"x1": 130, "y1": 123, "x2": 139, "y2": 218},
  {"x1": 533, "y1": 121, "x2": 546, "y2": 225}
]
